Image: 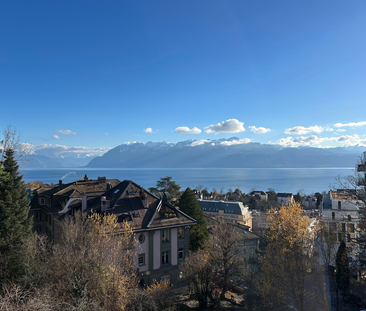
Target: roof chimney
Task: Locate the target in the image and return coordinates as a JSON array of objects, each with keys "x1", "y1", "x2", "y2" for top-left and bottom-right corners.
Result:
[
  {"x1": 98, "y1": 176, "x2": 106, "y2": 184},
  {"x1": 140, "y1": 191, "x2": 148, "y2": 208},
  {"x1": 84, "y1": 174, "x2": 88, "y2": 181},
  {"x1": 82, "y1": 193, "x2": 87, "y2": 211},
  {"x1": 59, "y1": 180, "x2": 62, "y2": 188},
  {"x1": 101, "y1": 196, "x2": 110, "y2": 212},
  {"x1": 107, "y1": 182, "x2": 111, "y2": 191}
]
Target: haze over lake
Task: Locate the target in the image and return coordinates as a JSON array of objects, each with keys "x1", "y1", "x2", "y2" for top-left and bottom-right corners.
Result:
[{"x1": 20, "y1": 167, "x2": 355, "y2": 195}]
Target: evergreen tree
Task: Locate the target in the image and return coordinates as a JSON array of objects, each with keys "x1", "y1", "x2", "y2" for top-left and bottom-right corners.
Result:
[
  {"x1": 336, "y1": 240, "x2": 350, "y2": 296},
  {"x1": 0, "y1": 149, "x2": 32, "y2": 282},
  {"x1": 155, "y1": 176, "x2": 181, "y2": 200},
  {"x1": 0, "y1": 149, "x2": 32, "y2": 245},
  {"x1": 178, "y1": 187, "x2": 208, "y2": 251}
]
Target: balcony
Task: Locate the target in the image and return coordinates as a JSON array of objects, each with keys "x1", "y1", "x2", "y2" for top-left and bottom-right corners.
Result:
[{"x1": 357, "y1": 164, "x2": 366, "y2": 172}]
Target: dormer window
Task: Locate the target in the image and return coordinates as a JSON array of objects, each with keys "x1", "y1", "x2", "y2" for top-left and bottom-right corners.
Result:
[{"x1": 40, "y1": 198, "x2": 45, "y2": 205}]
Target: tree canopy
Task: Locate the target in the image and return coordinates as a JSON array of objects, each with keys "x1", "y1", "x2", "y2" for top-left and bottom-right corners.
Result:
[
  {"x1": 257, "y1": 202, "x2": 319, "y2": 311},
  {"x1": 178, "y1": 187, "x2": 208, "y2": 251},
  {"x1": 0, "y1": 148, "x2": 32, "y2": 283},
  {"x1": 0, "y1": 149, "x2": 32, "y2": 246},
  {"x1": 149, "y1": 176, "x2": 181, "y2": 200}
]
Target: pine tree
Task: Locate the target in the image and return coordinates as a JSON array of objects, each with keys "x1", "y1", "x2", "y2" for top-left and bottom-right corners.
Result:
[
  {"x1": 336, "y1": 240, "x2": 350, "y2": 296},
  {"x1": 178, "y1": 187, "x2": 208, "y2": 251},
  {"x1": 0, "y1": 149, "x2": 32, "y2": 282},
  {"x1": 0, "y1": 149, "x2": 32, "y2": 245}
]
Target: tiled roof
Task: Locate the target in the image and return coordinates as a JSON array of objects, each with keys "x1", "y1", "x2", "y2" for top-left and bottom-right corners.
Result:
[
  {"x1": 101, "y1": 181, "x2": 196, "y2": 231},
  {"x1": 31, "y1": 177, "x2": 197, "y2": 231},
  {"x1": 30, "y1": 178, "x2": 121, "y2": 213}
]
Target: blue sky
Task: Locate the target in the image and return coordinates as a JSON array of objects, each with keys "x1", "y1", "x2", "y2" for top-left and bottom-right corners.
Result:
[{"x1": 1, "y1": 0, "x2": 366, "y2": 157}]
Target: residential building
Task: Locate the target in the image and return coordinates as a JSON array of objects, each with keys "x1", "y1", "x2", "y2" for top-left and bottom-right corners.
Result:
[
  {"x1": 29, "y1": 177, "x2": 197, "y2": 288},
  {"x1": 197, "y1": 199, "x2": 252, "y2": 229},
  {"x1": 251, "y1": 210, "x2": 270, "y2": 237},
  {"x1": 304, "y1": 195, "x2": 317, "y2": 209},
  {"x1": 277, "y1": 193, "x2": 294, "y2": 205},
  {"x1": 29, "y1": 175, "x2": 120, "y2": 240},
  {"x1": 249, "y1": 190, "x2": 268, "y2": 201},
  {"x1": 321, "y1": 189, "x2": 365, "y2": 272},
  {"x1": 204, "y1": 214, "x2": 260, "y2": 262}
]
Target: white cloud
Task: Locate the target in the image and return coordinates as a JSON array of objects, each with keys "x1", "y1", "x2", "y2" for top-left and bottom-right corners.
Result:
[
  {"x1": 29, "y1": 144, "x2": 111, "y2": 158},
  {"x1": 174, "y1": 126, "x2": 202, "y2": 134},
  {"x1": 276, "y1": 134, "x2": 366, "y2": 147},
  {"x1": 248, "y1": 126, "x2": 271, "y2": 134},
  {"x1": 144, "y1": 127, "x2": 153, "y2": 133},
  {"x1": 56, "y1": 130, "x2": 77, "y2": 135},
  {"x1": 336, "y1": 129, "x2": 346, "y2": 132},
  {"x1": 325, "y1": 126, "x2": 334, "y2": 132},
  {"x1": 334, "y1": 121, "x2": 366, "y2": 128},
  {"x1": 105, "y1": 133, "x2": 109, "y2": 136},
  {"x1": 220, "y1": 138, "x2": 251, "y2": 146},
  {"x1": 53, "y1": 135, "x2": 60, "y2": 139},
  {"x1": 335, "y1": 134, "x2": 366, "y2": 147},
  {"x1": 190, "y1": 140, "x2": 211, "y2": 146},
  {"x1": 284, "y1": 125, "x2": 324, "y2": 135},
  {"x1": 205, "y1": 119, "x2": 245, "y2": 134}
]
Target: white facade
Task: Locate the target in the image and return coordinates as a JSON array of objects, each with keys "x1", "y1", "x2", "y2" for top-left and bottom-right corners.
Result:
[{"x1": 321, "y1": 190, "x2": 363, "y2": 270}]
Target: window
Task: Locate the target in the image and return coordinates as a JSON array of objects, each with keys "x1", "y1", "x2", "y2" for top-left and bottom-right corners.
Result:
[
  {"x1": 35, "y1": 226, "x2": 42, "y2": 234},
  {"x1": 138, "y1": 254, "x2": 145, "y2": 266},
  {"x1": 338, "y1": 201, "x2": 341, "y2": 210},
  {"x1": 178, "y1": 227, "x2": 184, "y2": 239},
  {"x1": 178, "y1": 248, "x2": 184, "y2": 260},
  {"x1": 161, "y1": 275, "x2": 170, "y2": 283},
  {"x1": 162, "y1": 251, "x2": 169, "y2": 265},
  {"x1": 40, "y1": 198, "x2": 45, "y2": 205},
  {"x1": 332, "y1": 212, "x2": 335, "y2": 220},
  {"x1": 341, "y1": 223, "x2": 346, "y2": 233},
  {"x1": 347, "y1": 223, "x2": 355, "y2": 233},
  {"x1": 138, "y1": 233, "x2": 145, "y2": 243},
  {"x1": 162, "y1": 229, "x2": 170, "y2": 243},
  {"x1": 35, "y1": 212, "x2": 42, "y2": 221},
  {"x1": 348, "y1": 215, "x2": 352, "y2": 221}
]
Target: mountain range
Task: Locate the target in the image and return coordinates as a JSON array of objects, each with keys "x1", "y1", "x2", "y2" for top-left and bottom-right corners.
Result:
[
  {"x1": 21, "y1": 138, "x2": 364, "y2": 169},
  {"x1": 85, "y1": 138, "x2": 363, "y2": 169}
]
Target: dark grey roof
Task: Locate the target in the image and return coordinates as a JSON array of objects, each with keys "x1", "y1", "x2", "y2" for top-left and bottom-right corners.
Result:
[
  {"x1": 197, "y1": 199, "x2": 246, "y2": 215},
  {"x1": 277, "y1": 193, "x2": 293, "y2": 197},
  {"x1": 249, "y1": 191, "x2": 266, "y2": 195}
]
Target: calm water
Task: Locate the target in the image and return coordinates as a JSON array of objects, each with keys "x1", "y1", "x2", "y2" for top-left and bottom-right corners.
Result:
[{"x1": 19, "y1": 167, "x2": 356, "y2": 195}]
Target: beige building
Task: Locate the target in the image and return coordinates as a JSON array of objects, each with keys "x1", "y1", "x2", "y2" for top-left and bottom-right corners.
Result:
[{"x1": 197, "y1": 199, "x2": 252, "y2": 229}]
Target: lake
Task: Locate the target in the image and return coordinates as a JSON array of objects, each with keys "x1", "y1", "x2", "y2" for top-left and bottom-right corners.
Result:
[{"x1": 19, "y1": 167, "x2": 356, "y2": 195}]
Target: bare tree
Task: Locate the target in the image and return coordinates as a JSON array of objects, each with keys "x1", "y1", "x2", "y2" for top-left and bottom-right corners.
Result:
[
  {"x1": 0, "y1": 125, "x2": 32, "y2": 163},
  {"x1": 180, "y1": 250, "x2": 217, "y2": 309},
  {"x1": 210, "y1": 221, "x2": 246, "y2": 300},
  {"x1": 180, "y1": 221, "x2": 247, "y2": 308}
]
